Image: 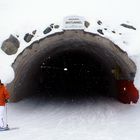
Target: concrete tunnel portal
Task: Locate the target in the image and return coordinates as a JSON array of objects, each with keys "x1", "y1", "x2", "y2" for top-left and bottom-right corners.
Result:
[{"x1": 8, "y1": 30, "x2": 137, "y2": 102}]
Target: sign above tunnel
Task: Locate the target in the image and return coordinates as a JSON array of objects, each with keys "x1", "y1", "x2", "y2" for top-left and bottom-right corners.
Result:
[{"x1": 63, "y1": 16, "x2": 85, "y2": 30}]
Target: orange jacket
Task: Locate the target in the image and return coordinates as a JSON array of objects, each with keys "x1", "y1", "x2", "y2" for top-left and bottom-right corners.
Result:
[{"x1": 0, "y1": 84, "x2": 10, "y2": 106}]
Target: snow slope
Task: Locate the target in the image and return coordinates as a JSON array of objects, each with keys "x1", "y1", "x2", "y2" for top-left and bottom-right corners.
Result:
[{"x1": 1, "y1": 97, "x2": 140, "y2": 140}]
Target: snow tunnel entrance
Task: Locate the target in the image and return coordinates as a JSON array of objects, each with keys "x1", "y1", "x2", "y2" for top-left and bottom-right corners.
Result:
[{"x1": 8, "y1": 30, "x2": 136, "y2": 102}]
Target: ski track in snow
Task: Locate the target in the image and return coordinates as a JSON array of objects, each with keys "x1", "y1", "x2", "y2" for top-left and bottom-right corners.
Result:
[{"x1": 0, "y1": 97, "x2": 140, "y2": 140}]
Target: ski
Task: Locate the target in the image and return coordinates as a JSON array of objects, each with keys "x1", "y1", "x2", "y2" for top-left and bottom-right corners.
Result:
[
  {"x1": 0, "y1": 127, "x2": 19, "y2": 131},
  {"x1": 0, "y1": 127, "x2": 9, "y2": 131}
]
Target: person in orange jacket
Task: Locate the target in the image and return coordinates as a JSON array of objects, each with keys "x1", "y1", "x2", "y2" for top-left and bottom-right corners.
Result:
[{"x1": 0, "y1": 80, "x2": 10, "y2": 128}]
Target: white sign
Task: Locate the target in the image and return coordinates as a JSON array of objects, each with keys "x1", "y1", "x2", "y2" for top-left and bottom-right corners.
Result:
[{"x1": 63, "y1": 16, "x2": 85, "y2": 30}]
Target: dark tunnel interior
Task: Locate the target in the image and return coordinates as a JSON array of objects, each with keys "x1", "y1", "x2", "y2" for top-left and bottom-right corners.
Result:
[{"x1": 30, "y1": 48, "x2": 117, "y2": 101}]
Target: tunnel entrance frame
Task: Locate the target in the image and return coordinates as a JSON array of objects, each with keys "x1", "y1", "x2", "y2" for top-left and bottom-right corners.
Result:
[{"x1": 7, "y1": 30, "x2": 136, "y2": 102}]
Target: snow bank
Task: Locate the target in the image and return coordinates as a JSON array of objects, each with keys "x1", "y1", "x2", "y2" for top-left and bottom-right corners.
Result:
[{"x1": 0, "y1": 0, "x2": 140, "y2": 87}]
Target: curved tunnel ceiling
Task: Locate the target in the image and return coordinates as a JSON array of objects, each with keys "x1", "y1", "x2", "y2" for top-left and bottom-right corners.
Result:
[{"x1": 7, "y1": 30, "x2": 136, "y2": 102}]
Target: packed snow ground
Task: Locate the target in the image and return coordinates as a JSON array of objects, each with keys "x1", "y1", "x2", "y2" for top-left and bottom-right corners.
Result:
[{"x1": 1, "y1": 97, "x2": 140, "y2": 140}]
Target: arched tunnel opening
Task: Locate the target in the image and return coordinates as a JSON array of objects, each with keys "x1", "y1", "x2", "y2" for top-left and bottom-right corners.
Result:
[
  {"x1": 34, "y1": 48, "x2": 116, "y2": 100},
  {"x1": 8, "y1": 30, "x2": 137, "y2": 103}
]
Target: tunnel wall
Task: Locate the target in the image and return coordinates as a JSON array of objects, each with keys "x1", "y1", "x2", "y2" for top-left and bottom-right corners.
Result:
[{"x1": 7, "y1": 30, "x2": 136, "y2": 101}]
